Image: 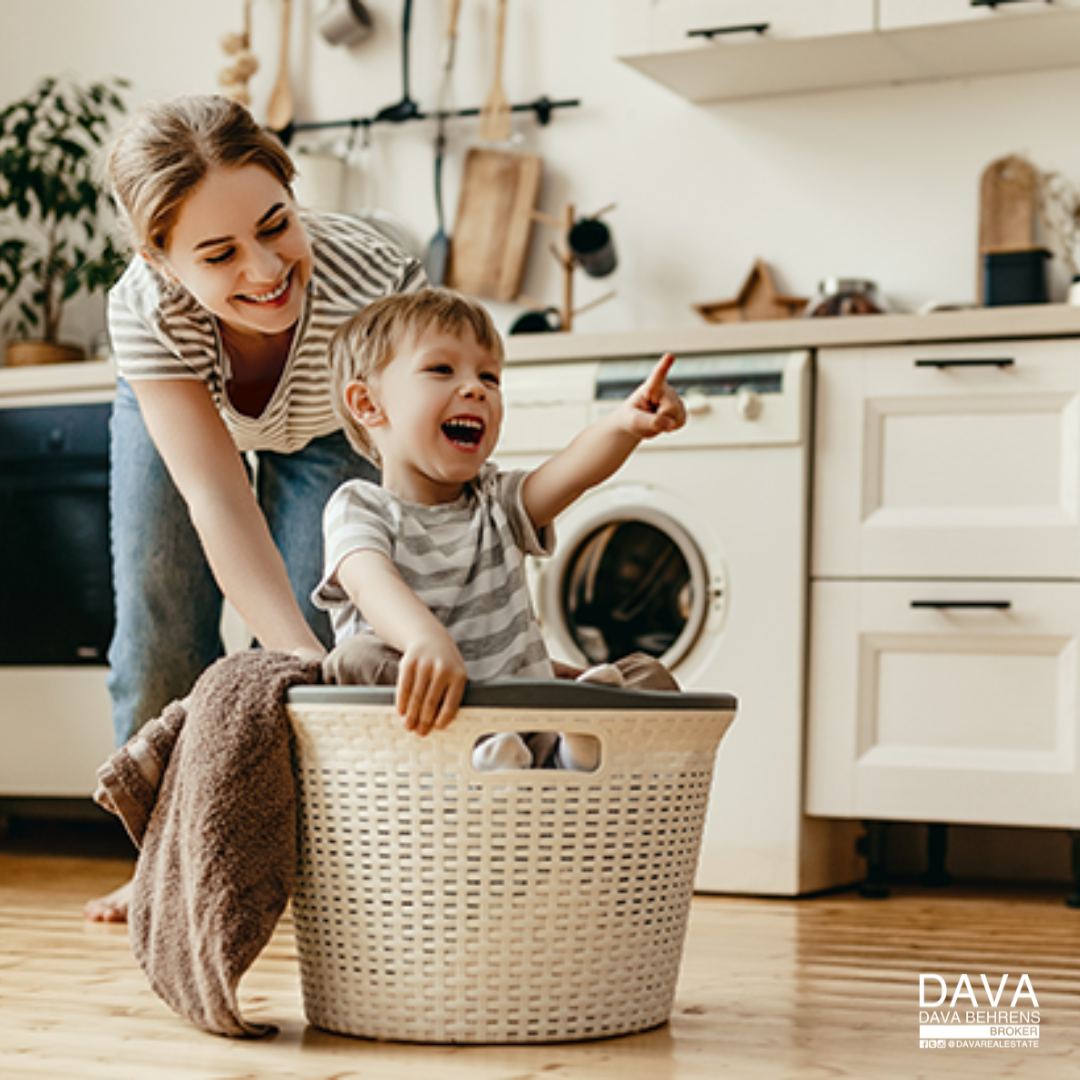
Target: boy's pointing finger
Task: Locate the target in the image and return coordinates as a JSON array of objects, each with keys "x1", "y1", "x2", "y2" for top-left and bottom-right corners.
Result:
[{"x1": 643, "y1": 353, "x2": 676, "y2": 400}]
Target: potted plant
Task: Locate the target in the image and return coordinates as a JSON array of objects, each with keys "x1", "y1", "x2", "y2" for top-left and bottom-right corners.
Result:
[
  {"x1": 1037, "y1": 166, "x2": 1080, "y2": 303},
  {"x1": 0, "y1": 75, "x2": 129, "y2": 367}
]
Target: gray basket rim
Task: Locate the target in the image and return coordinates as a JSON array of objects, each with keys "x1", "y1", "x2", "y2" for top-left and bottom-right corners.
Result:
[{"x1": 289, "y1": 679, "x2": 737, "y2": 713}]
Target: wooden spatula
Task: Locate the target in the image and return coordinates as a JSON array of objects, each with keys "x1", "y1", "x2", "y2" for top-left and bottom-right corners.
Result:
[
  {"x1": 479, "y1": 0, "x2": 511, "y2": 142},
  {"x1": 266, "y1": 0, "x2": 294, "y2": 141}
]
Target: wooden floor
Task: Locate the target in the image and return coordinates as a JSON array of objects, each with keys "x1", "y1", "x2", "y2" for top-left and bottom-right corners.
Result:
[{"x1": 2, "y1": 848, "x2": 1080, "y2": 1079}]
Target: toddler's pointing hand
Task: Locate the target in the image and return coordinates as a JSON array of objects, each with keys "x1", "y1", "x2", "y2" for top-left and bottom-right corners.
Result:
[{"x1": 625, "y1": 353, "x2": 686, "y2": 439}]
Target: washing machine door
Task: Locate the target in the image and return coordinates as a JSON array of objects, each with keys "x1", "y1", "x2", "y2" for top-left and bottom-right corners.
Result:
[{"x1": 535, "y1": 489, "x2": 724, "y2": 672}]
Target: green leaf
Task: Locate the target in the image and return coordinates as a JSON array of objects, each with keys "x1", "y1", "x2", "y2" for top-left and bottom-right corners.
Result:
[{"x1": 0, "y1": 73, "x2": 128, "y2": 333}]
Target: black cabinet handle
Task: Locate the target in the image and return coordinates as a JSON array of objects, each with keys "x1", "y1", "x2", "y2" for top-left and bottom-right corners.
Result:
[
  {"x1": 971, "y1": 0, "x2": 1051, "y2": 8},
  {"x1": 911, "y1": 600, "x2": 1012, "y2": 610},
  {"x1": 688, "y1": 23, "x2": 770, "y2": 40},
  {"x1": 914, "y1": 358, "x2": 1015, "y2": 368}
]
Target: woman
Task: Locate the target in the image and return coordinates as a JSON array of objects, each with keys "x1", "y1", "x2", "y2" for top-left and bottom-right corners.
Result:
[{"x1": 85, "y1": 95, "x2": 424, "y2": 921}]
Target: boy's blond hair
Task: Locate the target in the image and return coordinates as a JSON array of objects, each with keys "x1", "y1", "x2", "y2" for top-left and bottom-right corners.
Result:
[{"x1": 328, "y1": 288, "x2": 505, "y2": 463}]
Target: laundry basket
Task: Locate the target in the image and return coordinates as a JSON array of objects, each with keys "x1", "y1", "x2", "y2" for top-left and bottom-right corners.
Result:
[{"x1": 286, "y1": 680, "x2": 737, "y2": 1044}]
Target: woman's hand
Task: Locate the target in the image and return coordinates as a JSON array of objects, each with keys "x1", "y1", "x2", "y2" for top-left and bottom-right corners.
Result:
[
  {"x1": 397, "y1": 629, "x2": 468, "y2": 735},
  {"x1": 620, "y1": 353, "x2": 686, "y2": 440}
]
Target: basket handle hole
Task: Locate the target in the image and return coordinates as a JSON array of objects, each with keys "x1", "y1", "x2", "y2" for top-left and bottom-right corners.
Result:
[{"x1": 472, "y1": 732, "x2": 601, "y2": 773}]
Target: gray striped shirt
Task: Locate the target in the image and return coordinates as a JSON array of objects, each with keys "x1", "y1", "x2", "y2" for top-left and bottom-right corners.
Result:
[
  {"x1": 314, "y1": 464, "x2": 555, "y2": 681},
  {"x1": 107, "y1": 212, "x2": 425, "y2": 454}
]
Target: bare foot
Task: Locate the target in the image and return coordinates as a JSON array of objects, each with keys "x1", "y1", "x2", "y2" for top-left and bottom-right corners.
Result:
[{"x1": 84, "y1": 879, "x2": 132, "y2": 923}]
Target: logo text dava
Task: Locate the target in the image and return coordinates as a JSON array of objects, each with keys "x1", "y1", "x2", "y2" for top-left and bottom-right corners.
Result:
[{"x1": 919, "y1": 974, "x2": 1040, "y2": 1025}]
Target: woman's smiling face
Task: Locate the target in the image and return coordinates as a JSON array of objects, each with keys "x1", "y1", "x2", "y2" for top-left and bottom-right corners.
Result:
[{"x1": 159, "y1": 163, "x2": 312, "y2": 337}]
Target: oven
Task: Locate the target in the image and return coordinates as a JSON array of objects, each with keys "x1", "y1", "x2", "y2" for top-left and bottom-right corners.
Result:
[
  {"x1": 0, "y1": 371, "x2": 117, "y2": 799},
  {"x1": 0, "y1": 403, "x2": 114, "y2": 666}
]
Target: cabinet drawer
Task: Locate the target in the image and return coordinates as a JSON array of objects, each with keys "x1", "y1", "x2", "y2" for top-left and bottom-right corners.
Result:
[
  {"x1": 648, "y1": 0, "x2": 874, "y2": 52},
  {"x1": 877, "y1": 1, "x2": 1080, "y2": 82},
  {"x1": 805, "y1": 580, "x2": 1080, "y2": 828},
  {"x1": 880, "y1": 0, "x2": 1080, "y2": 32},
  {"x1": 614, "y1": 0, "x2": 915, "y2": 103},
  {"x1": 813, "y1": 339, "x2": 1080, "y2": 580}
]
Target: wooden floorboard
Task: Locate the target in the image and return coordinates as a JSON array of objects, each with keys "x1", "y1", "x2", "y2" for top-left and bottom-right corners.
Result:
[{"x1": 2, "y1": 851, "x2": 1078, "y2": 1078}]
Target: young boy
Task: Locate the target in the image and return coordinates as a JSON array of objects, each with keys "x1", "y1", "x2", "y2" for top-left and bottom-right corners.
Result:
[{"x1": 313, "y1": 288, "x2": 686, "y2": 767}]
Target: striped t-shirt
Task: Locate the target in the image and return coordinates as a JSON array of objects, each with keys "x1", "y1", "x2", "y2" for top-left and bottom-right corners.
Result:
[
  {"x1": 313, "y1": 464, "x2": 555, "y2": 681},
  {"x1": 107, "y1": 212, "x2": 425, "y2": 454}
]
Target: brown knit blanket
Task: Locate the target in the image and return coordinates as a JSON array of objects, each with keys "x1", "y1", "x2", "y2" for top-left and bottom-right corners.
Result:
[{"x1": 94, "y1": 650, "x2": 319, "y2": 1038}]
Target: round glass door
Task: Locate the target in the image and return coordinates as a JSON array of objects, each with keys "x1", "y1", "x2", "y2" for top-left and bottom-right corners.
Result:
[{"x1": 558, "y1": 515, "x2": 708, "y2": 669}]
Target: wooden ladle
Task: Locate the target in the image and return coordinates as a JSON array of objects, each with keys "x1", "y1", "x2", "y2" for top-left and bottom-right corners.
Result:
[
  {"x1": 266, "y1": 0, "x2": 294, "y2": 141},
  {"x1": 479, "y1": 0, "x2": 511, "y2": 142}
]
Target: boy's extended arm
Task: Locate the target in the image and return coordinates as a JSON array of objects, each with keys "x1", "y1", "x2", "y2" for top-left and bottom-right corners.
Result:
[
  {"x1": 521, "y1": 353, "x2": 686, "y2": 529},
  {"x1": 336, "y1": 549, "x2": 468, "y2": 734}
]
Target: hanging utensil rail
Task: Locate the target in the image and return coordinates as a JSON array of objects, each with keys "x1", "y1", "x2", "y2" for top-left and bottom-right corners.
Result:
[{"x1": 285, "y1": 95, "x2": 579, "y2": 143}]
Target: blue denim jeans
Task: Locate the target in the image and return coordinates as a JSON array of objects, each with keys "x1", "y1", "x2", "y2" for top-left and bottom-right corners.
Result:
[{"x1": 106, "y1": 379, "x2": 375, "y2": 746}]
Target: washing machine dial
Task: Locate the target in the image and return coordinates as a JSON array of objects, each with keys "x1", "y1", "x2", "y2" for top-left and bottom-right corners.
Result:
[
  {"x1": 735, "y1": 387, "x2": 763, "y2": 421},
  {"x1": 683, "y1": 390, "x2": 711, "y2": 416}
]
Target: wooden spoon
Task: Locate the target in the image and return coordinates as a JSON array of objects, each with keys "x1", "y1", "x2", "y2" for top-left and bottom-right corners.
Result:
[
  {"x1": 479, "y1": 0, "x2": 511, "y2": 142},
  {"x1": 266, "y1": 0, "x2": 294, "y2": 141}
]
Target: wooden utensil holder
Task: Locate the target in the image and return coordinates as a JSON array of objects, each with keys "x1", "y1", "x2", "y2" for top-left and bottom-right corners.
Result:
[{"x1": 522, "y1": 202, "x2": 616, "y2": 332}]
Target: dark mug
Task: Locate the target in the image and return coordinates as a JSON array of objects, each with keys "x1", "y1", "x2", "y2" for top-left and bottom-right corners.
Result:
[
  {"x1": 509, "y1": 308, "x2": 561, "y2": 335},
  {"x1": 568, "y1": 217, "x2": 617, "y2": 278}
]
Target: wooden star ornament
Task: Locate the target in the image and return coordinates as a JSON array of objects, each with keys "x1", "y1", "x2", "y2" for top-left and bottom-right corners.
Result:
[{"x1": 694, "y1": 260, "x2": 808, "y2": 324}]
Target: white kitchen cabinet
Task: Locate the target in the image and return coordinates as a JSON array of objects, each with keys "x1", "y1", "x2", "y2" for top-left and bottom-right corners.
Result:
[
  {"x1": 616, "y1": 0, "x2": 1080, "y2": 102},
  {"x1": 812, "y1": 339, "x2": 1080, "y2": 582},
  {"x1": 0, "y1": 669, "x2": 114, "y2": 797},
  {"x1": 615, "y1": 0, "x2": 911, "y2": 103},
  {"x1": 619, "y1": 0, "x2": 874, "y2": 55},
  {"x1": 879, "y1": 0, "x2": 1080, "y2": 83},
  {"x1": 807, "y1": 334, "x2": 1080, "y2": 845},
  {"x1": 805, "y1": 580, "x2": 1080, "y2": 829},
  {"x1": 880, "y1": 0, "x2": 1080, "y2": 32}
]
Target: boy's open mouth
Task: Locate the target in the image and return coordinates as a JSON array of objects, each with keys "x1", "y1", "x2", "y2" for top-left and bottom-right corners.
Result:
[{"x1": 442, "y1": 416, "x2": 485, "y2": 448}]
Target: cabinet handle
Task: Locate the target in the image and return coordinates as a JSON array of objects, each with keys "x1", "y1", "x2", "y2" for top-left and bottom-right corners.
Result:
[
  {"x1": 687, "y1": 24, "x2": 770, "y2": 41},
  {"x1": 971, "y1": 0, "x2": 1051, "y2": 9},
  {"x1": 914, "y1": 358, "x2": 1015, "y2": 368},
  {"x1": 910, "y1": 600, "x2": 1012, "y2": 610}
]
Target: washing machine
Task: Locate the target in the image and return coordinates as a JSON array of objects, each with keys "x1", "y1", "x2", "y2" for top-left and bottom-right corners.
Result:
[{"x1": 496, "y1": 347, "x2": 859, "y2": 896}]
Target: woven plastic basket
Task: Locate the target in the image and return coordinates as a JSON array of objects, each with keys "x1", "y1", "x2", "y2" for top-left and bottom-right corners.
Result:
[{"x1": 287, "y1": 680, "x2": 737, "y2": 1044}]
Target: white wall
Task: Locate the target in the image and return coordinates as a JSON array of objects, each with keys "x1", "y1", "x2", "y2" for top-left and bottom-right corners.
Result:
[{"x1": 3, "y1": 0, "x2": 1080, "y2": 352}]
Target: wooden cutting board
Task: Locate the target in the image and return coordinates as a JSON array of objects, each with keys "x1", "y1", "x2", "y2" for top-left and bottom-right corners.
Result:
[
  {"x1": 447, "y1": 147, "x2": 542, "y2": 302},
  {"x1": 979, "y1": 154, "x2": 1038, "y2": 254}
]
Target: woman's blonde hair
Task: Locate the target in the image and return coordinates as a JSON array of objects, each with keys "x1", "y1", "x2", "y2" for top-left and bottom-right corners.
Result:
[
  {"x1": 107, "y1": 94, "x2": 296, "y2": 258},
  {"x1": 328, "y1": 288, "x2": 504, "y2": 463}
]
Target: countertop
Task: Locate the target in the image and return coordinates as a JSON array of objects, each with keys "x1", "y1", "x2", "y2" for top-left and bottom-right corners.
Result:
[
  {"x1": 4, "y1": 304, "x2": 1080, "y2": 399},
  {"x1": 503, "y1": 304, "x2": 1080, "y2": 363}
]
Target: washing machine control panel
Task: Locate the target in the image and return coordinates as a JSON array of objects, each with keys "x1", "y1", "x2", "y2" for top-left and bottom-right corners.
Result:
[
  {"x1": 499, "y1": 350, "x2": 808, "y2": 455},
  {"x1": 594, "y1": 353, "x2": 786, "y2": 401},
  {"x1": 595, "y1": 350, "x2": 808, "y2": 450}
]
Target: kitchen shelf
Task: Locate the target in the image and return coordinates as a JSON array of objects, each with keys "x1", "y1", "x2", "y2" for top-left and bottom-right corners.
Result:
[{"x1": 615, "y1": 2, "x2": 1080, "y2": 103}]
